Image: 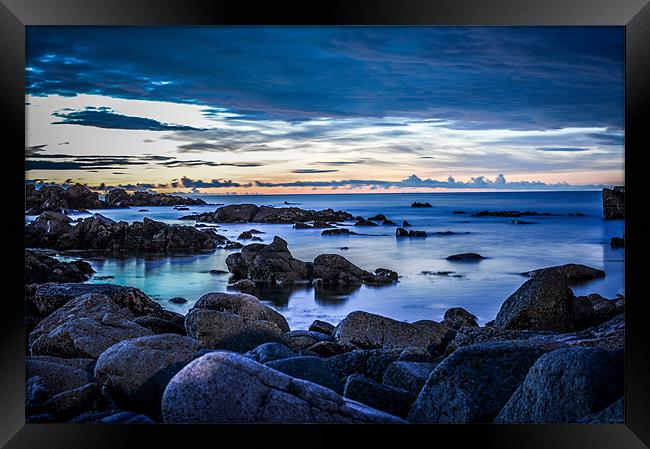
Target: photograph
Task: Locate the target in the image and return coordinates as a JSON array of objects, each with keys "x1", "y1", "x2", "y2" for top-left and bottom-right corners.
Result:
[{"x1": 24, "y1": 25, "x2": 625, "y2": 424}]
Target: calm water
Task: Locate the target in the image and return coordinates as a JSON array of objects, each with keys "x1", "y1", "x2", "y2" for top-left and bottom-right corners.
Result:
[{"x1": 32, "y1": 191, "x2": 625, "y2": 329}]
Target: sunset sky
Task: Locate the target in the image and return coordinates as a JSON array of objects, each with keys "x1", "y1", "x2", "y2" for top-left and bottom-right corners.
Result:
[{"x1": 25, "y1": 26, "x2": 624, "y2": 194}]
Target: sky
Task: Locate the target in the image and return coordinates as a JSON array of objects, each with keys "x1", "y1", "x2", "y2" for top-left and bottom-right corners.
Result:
[{"x1": 25, "y1": 26, "x2": 625, "y2": 194}]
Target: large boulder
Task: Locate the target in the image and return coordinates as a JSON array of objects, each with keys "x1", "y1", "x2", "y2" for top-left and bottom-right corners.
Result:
[
  {"x1": 602, "y1": 186, "x2": 624, "y2": 219},
  {"x1": 225, "y1": 237, "x2": 311, "y2": 285},
  {"x1": 407, "y1": 340, "x2": 562, "y2": 423},
  {"x1": 26, "y1": 358, "x2": 94, "y2": 395},
  {"x1": 313, "y1": 254, "x2": 395, "y2": 286},
  {"x1": 343, "y1": 374, "x2": 416, "y2": 418},
  {"x1": 185, "y1": 292, "x2": 288, "y2": 352},
  {"x1": 94, "y1": 334, "x2": 202, "y2": 415},
  {"x1": 523, "y1": 263, "x2": 605, "y2": 283},
  {"x1": 495, "y1": 347, "x2": 623, "y2": 423},
  {"x1": 441, "y1": 307, "x2": 479, "y2": 330},
  {"x1": 161, "y1": 352, "x2": 405, "y2": 423},
  {"x1": 493, "y1": 271, "x2": 589, "y2": 332},
  {"x1": 31, "y1": 282, "x2": 165, "y2": 318},
  {"x1": 267, "y1": 356, "x2": 342, "y2": 393},
  {"x1": 334, "y1": 311, "x2": 450, "y2": 354},
  {"x1": 29, "y1": 293, "x2": 153, "y2": 358},
  {"x1": 25, "y1": 250, "x2": 94, "y2": 284},
  {"x1": 324, "y1": 349, "x2": 403, "y2": 382},
  {"x1": 382, "y1": 361, "x2": 438, "y2": 396}
]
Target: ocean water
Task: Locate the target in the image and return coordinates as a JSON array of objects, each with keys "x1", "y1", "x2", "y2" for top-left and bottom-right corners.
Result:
[{"x1": 33, "y1": 191, "x2": 625, "y2": 329}]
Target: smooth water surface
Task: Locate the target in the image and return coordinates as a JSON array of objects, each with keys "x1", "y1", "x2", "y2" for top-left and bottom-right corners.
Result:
[{"x1": 35, "y1": 191, "x2": 624, "y2": 329}]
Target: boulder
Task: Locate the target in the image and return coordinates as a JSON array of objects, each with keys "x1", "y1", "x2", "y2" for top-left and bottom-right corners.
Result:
[
  {"x1": 29, "y1": 293, "x2": 153, "y2": 358},
  {"x1": 523, "y1": 263, "x2": 605, "y2": 283},
  {"x1": 185, "y1": 292, "x2": 288, "y2": 352},
  {"x1": 396, "y1": 228, "x2": 426, "y2": 237},
  {"x1": 495, "y1": 347, "x2": 623, "y2": 423},
  {"x1": 321, "y1": 228, "x2": 357, "y2": 236},
  {"x1": 31, "y1": 282, "x2": 165, "y2": 318},
  {"x1": 368, "y1": 214, "x2": 387, "y2": 221},
  {"x1": 245, "y1": 342, "x2": 297, "y2": 364},
  {"x1": 308, "y1": 319, "x2": 335, "y2": 336},
  {"x1": 161, "y1": 352, "x2": 405, "y2": 423},
  {"x1": 442, "y1": 307, "x2": 479, "y2": 330},
  {"x1": 281, "y1": 330, "x2": 333, "y2": 352},
  {"x1": 383, "y1": 220, "x2": 397, "y2": 226},
  {"x1": 306, "y1": 341, "x2": 346, "y2": 357},
  {"x1": 70, "y1": 410, "x2": 157, "y2": 423},
  {"x1": 375, "y1": 268, "x2": 398, "y2": 281},
  {"x1": 267, "y1": 356, "x2": 342, "y2": 393},
  {"x1": 225, "y1": 236, "x2": 311, "y2": 285},
  {"x1": 407, "y1": 340, "x2": 561, "y2": 423},
  {"x1": 26, "y1": 358, "x2": 94, "y2": 395},
  {"x1": 343, "y1": 374, "x2": 416, "y2": 418},
  {"x1": 25, "y1": 376, "x2": 51, "y2": 412},
  {"x1": 42, "y1": 382, "x2": 106, "y2": 420},
  {"x1": 602, "y1": 186, "x2": 624, "y2": 219},
  {"x1": 94, "y1": 334, "x2": 202, "y2": 415},
  {"x1": 397, "y1": 347, "x2": 436, "y2": 363},
  {"x1": 334, "y1": 311, "x2": 450, "y2": 354},
  {"x1": 382, "y1": 361, "x2": 438, "y2": 396},
  {"x1": 133, "y1": 316, "x2": 187, "y2": 335},
  {"x1": 169, "y1": 297, "x2": 187, "y2": 304},
  {"x1": 226, "y1": 279, "x2": 257, "y2": 294},
  {"x1": 313, "y1": 255, "x2": 394, "y2": 286},
  {"x1": 493, "y1": 272, "x2": 610, "y2": 332},
  {"x1": 25, "y1": 250, "x2": 94, "y2": 284},
  {"x1": 446, "y1": 253, "x2": 484, "y2": 261},
  {"x1": 578, "y1": 397, "x2": 624, "y2": 423},
  {"x1": 354, "y1": 218, "x2": 378, "y2": 226},
  {"x1": 324, "y1": 349, "x2": 403, "y2": 382}
]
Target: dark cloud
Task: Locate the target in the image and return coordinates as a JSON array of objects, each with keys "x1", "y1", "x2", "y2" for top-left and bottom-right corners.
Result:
[
  {"x1": 52, "y1": 107, "x2": 200, "y2": 131},
  {"x1": 536, "y1": 147, "x2": 590, "y2": 152},
  {"x1": 179, "y1": 176, "x2": 252, "y2": 188},
  {"x1": 291, "y1": 169, "x2": 339, "y2": 174},
  {"x1": 27, "y1": 27, "x2": 623, "y2": 131}
]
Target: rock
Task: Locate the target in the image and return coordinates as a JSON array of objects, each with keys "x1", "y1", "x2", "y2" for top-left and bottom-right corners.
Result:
[
  {"x1": 324, "y1": 349, "x2": 403, "y2": 382},
  {"x1": 225, "y1": 236, "x2": 311, "y2": 285},
  {"x1": 407, "y1": 340, "x2": 562, "y2": 423},
  {"x1": 29, "y1": 293, "x2": 153, "y2": 358},
  {"x1": 161, "y1": 352, "x2": 405, "y2": 423},
  {"x1": 282, "y1": 330, "x2": 333, "y2": 352},
  {"x1": 31, "y1": 282, "x2": 166, "y2": 318},
  {"x1": 383, "y1": 220, "x2": 397, "y2": 226},
  {"x1": 411, "y1": 202, "x2": 432, "y2": 208},
  {"x1": 42, "y1": 382, "x2": 105, "y2": 420},
  {"x1": 308, "y1": 319, "x2": 335, "y2": 336},
  {"x1": 396, "y1": 228, "x2": 426, "y2": 237},
  {"x1": 133, "y1": 316, "x2": 187, "y2": 335},
  {"x1": 397, "y1": 347, "x2": 435, "y2": 363},
  {"x1": 306, "y1": 341, "x2": 345, "y2": 357},
  {"x1": 313, "y1": 254, "x2": 394, "y2": 286},
  {"x1": 26, "y1": 376, "x2": 51, "y2": 411},
  {"x1": 30, "y1": 211, "x2": 74, "y2": 238},
  {"x1": 610, "y1": 236, "x2": 625, "y2": 248},
  {"x1": 354, "y1": 218, "x2": 378, "y2": 226},
  {"x1": 402, "y1": 220, "x2": 412, "y2": 227},
  {"x1": 442, "y1": 307, "x2": 479, "y2": 330},
  {"x1": 602, "y1": 186, "x2": 624, "y2": 219},
  {"x1": 578, "y1": 397, "x2": 624, "y2": 423},
  {"x1": 226, "y1": 279, "x2": 257, "y2": 294},
  {"x1": 222, "y1": 241, "x2": 243, "y2": 249},
  {"x1": 493, "y1": 271, "x2": 605, "y2": 332},
  {"x1": 267, "y1": 356, "x2": 342, "y2": 393},
  {"x1": 195, "y1": 203, "x2": 353, "y2": 224},
  {"x1": 382, "y1": 361, "x2": 438, "y2": 396},
  {"x1": 368, "y1": 214, "x2": 387, "y2": 221},
  {"x1": 321, "y1": 228, "x2": 357, "y2": 236},
  {"x1": 25, "y1": 250, "x2": 95, "y2": 284},
  {"x1": 185, "y1": 292, "x2": 288, "y2": 352},
  {"x1": 238, "y1": 231, "x2": 253, "y2": 240},
  {"x1": 169, "y1": 297, "x2": 187, "y2": 304},
  {"x1": 26, "y1": 183, "x2": 109, "y2": 214},
  {"x1": 343, "y1": 374, "x2": 415, "y2": 417},
  {"x1": 523, "y1": 263, "x2": 605, "y2": 283},
  {"x1": 495, "y1": 347, "x2": 623, "y2": 423},
  {"x1": 250, "y1": 236, "x2": 263, "y2": 242},
  {"x1": 94, "y1": 334, "x2": 202, "y2": 415},
  {"x1": 334, "y1": 311, "x2": 450, "y2": 354},
  {"x1": 26, "y1": 358, "x2": 94, "y2": 395},
  {"x1": 70, "y1": 409, "x2": 157, "y2": 423},
  {"x1": 108, "y1": 189, "x2": 206, "y2": 207},
  {"x1": 446, "y1": 253, "x2": 484, "y2": 261},
  {"x1": 245, "y1": 342, "x2": 297, "y2": 364},
  {"x1": 375, "y1": 268, "x2": 398, "y2": 281}
]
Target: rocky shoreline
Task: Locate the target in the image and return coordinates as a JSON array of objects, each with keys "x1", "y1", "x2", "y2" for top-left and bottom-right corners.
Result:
[{"x1": 24, "y1": 252, "x2": 624, "y2": 423}]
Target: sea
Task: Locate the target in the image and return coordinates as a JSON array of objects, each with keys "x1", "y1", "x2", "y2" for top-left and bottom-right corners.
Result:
[{"x1": 27, "y1": 191, "x2": 625, "y2": 329}]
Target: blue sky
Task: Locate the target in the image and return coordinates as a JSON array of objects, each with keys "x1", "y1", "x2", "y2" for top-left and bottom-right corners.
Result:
[{"x1": 25, "y1": 26, "x2": 624, "y2": 193}]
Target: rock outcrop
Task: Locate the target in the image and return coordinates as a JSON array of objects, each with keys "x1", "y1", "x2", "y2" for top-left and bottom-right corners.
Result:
[
  {"x1": 181, "y1": 204, "x2": 352, "y2": 224},
  {"x1": 161, "y1": 352, "x2": 405, "y2": 423},
  {"x1": 105, "y1": 188, "x2": 206, "y2": 207}
]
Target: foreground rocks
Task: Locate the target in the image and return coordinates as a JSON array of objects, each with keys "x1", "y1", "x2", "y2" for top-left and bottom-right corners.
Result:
[
  {"x1": 181, "y1": 203, "x2": 352, "y2": 224},
  {"x1": 226, "y1": 236, "x2": 396, "y2": 288},
  {"x1": 25, "y1": 250, "x2": 94, "y2": 284},
  {"x1": 602, "y1": 186, "x2": 624, "y2": 219},
  {"x1": 161, "y1": 352, "x2": 406, "y2": 423},
  {"x1": 26, "y1": 214, "x2": 221, "y2": 253}
]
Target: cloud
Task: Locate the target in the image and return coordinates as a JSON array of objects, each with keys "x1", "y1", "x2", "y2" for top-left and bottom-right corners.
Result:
[
  {"x1": 26, "y1": 27, "x2": 624, "y2": 131},
  {"x1": 536, "y1": 147, "x2": 590, "y2": 152},
  {"x1": 291, "y1": 169, "x2": 339, "y2": 174},
  {"x1": 179, "y1": 176, "x2": 252, "y2": 188},
  {"x1": 52, "y1": 106, "x2": 200, "y2": 131}
]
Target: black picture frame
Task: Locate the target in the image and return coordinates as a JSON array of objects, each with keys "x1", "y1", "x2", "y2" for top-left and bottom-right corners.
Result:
[{"x1": 2, "y1": 1, "x2": 649, "y2": 447}]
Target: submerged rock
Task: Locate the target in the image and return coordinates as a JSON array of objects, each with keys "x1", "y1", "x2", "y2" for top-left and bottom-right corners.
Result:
[
  {"x1": 411, "y1": 202, "x2": 432, "y2": 208},
  {"x1": 495, "y1": 347, "x2": 623, "y2": 423},
  {"x1": 396, "y1": 228, "x2": 426, "y2": 237},
  {"x1": 161, "y1": 352, "x2": 405, "y2": 423}
]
